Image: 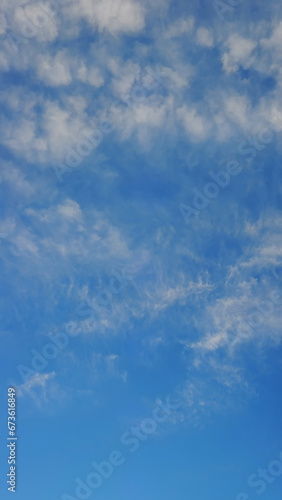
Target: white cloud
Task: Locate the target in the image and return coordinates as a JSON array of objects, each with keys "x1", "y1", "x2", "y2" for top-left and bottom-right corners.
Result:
[
  {"x1": 77, "y1": 62, "x2": 104, "y2": 87},
  {"x1": 68, "y1": 0, "x2": 145, "y2": 35},
  {"x1": 190, "y1": 218, "x2": 282, "y2": 358},
  {"x1": 57, "y1": 199, "x2": 82, "y2": 221},
  {"x1": 222, "y1": 34, "x2": 257, "y2": 73},
  {"x1": 177, "y1": 105, "x2": 211, "y2": 141},
  {"x1": 0, "y1": 49, "x2": 10, "y2": 70},
  {"x1": 13, "y1": 2, "x2": 59, "y2": 42},
  {"x1": 223, "y1": 94, "x2": 251, "y2": 131},
  {"x1": 149, "y1": 279, "x2": 213, "y2": 314},
  {"x1": 164, "y1": 17, "x2": 194, "y2": 38},
  {"x1": 20, "y1": 205, "x2": 138, "y2": 267},
  {"x1": 0, "y1": 218, "x2": 16, "y2": 239},
  {"x1": 0, "y1": 161, "x2": 35, "y2": 196},
  {"x1": 162, "y1": 66, "x2": 192, "y2": 90},
  {"x1": 108, "y1": 59, "x2": 141, "y2": 95},
  {"x1": 267, "y1": 107, "x2": 282, "y2": 132},
  {"x1": 196, "y1": 27, "x2": 214, "y2": 48},
  {"x1": 36, "y1": 50, "x2": 72, "y2": 86},
  {"x1": 17, "y1": 372, "x2": 56, "y2": 397},
  {"x1": 178, "y1": 373, "x2": 252, "y2": 427},
  {"x1": 133, "y1": 101, "x2": 167, "y2": 128},
  {"x1": 230, "y1": 217, "x2": 282, "y2": 274},
  {"x1": 17, "y1": 372, "x2": 66, "y2": 410},
  {"x1": 261, "y1": 21, "x2": 282, "y2": 53},
  {"x1": 40, "y1": 98, "x2": 91, "y2": 161},
  {"x1": 0, "y1": 12, "x2": 7, "y2": 35},
  {"x1": 25, "y1": 199, "x2": 84, "y2": 229},
  {"x1": 110, "y1": 90, "x2": 174, "y2": 147},
  {"x1": 1, "y1": 117, "x2": 44, "y2": 160},
  {"x1": 130, "y1": 273, "x2": 214, "y2": 321},
  {"x1": 87, "y1": 67, "x2": 104, "y2": 87}
]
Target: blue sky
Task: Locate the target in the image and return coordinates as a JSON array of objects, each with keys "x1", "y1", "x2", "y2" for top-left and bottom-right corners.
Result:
[{"x1": 1, "y1": 0, "x2": 282, "y2": 499}]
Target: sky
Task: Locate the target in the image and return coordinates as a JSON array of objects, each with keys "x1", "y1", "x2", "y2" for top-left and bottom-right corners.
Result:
[{"x1": 0, "y1": 0, "x2": 282, "y2": 499}]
